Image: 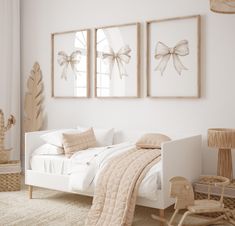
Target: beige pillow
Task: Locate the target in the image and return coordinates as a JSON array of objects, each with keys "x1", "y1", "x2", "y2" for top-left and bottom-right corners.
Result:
[
  {"x1": 136, "y1": 133, "x2": 171, "y2": 149},
  {"x1": 62, "y1": 128, "x2": 97, "y2": 157}
]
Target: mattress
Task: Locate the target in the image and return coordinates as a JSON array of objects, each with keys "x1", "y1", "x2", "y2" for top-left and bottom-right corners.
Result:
[
  {"x1": 30, "y1": 142, "x2": 162, "y2": 200},
  {"x1": 30, "y1": 155, "x2": 71, "y2": 175}
]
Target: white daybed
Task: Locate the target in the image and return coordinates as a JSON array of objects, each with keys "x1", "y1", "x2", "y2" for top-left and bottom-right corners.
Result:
[{"x1": 25, "y1": 130, "x2": 202, "y2": 218}]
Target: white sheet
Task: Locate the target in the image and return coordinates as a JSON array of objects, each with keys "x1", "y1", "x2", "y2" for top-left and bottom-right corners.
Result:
[
  {"x1": 69, "y1": 142, "x2": 162, "y2": 200},
  {"x1": 30, "y1": 155, "x2": 71, "y2": 175},
  {"x1": 30, "y1": 142, "x2": 162, "y2": 200}
]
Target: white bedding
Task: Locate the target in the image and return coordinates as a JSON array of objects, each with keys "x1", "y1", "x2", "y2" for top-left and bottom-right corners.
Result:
[
  {"x1": 30, "y1": 142, "x2": 162, "y2": 200},
  {"x1": 31, "y1": 155, "x2": 71, "y2": 175}
]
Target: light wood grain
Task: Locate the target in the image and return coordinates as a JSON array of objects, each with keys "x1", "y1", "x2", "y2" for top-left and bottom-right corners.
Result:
[
  {"x1": 159, "y1": 209, "x2": 165, "y2": 226},
  {"x1": 29, "y1": 185, "x2": 33, "y2": 199}
]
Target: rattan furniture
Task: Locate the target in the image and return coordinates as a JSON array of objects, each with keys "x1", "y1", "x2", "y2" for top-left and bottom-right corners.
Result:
[
  {"x1": 194, "y1": 177, "x2": 235, "y2": 211},
  {"x1": 208, "y1": 128, "x2": 235, "y2": 180},
  {"x1": 0, "y1": 160, "x2": 21, "y2": 192},
  {"x1": 153, "y1": 175, "x2": 235, "y2": 226}
]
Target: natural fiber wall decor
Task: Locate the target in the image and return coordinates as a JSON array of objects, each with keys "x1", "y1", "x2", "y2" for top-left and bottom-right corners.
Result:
[
  {"x1": 24, "y1": 62, "x2": 44, "y2": 132},
  {"x1": 0, "y1": 110, "x2": 15, "y2": 163}
]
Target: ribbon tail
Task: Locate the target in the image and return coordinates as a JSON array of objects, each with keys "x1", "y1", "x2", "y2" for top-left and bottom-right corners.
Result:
[
  {"x1": 116, "y1": 58, "x2": 128, "y2": 79},
  {"x1": 108, "y1": 60, "x2": 114, "y2": 80},
  {"x1": 155, "y1": 54, "x2": 171, "y2": 76},
  {"x1": 172, "y1": 54, "x2": 188, "y2": 75},
  {"x1": 70, "y1": 64, "x2": 78, "y2": 80},
  {"x1": 61, "y1": 63, "x2": 68, "y2": 80}
]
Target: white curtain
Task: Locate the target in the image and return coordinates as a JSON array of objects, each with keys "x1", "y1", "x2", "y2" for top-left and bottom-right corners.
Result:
[{"x1": 0, "y1": 0, "x2": 20, "y2": 160}]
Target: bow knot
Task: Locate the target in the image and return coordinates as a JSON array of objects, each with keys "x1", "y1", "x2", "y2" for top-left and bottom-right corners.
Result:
[
  {"x1": 57, "y1": 50, "x2": 82, "y2": 80},
  {"x1": 101, "y1": 45, "x2": 131, "y2": 79},
  {"x1": 169, "y1": 48, "x2": 174, "y2": 54},
  {"x1": 155, "y1": 40, "x2": 189, "y2": 75}
]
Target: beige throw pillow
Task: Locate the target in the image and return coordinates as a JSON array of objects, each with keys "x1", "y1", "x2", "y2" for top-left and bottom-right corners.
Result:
[
  {"x1": 136, "y1": 133, "x2": 171, "y2": 149},
  {"x1": 62, "y1": 128, "x2": 97, "y2": 157}
]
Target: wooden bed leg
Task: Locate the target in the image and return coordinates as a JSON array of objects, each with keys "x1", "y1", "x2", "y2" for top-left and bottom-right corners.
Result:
[
  {"x1": 29, "y1": 185, "x2": 33, "y2": 199},
  {"x1": 159, "y1": 209, "x2": 165, "y2": 226}
]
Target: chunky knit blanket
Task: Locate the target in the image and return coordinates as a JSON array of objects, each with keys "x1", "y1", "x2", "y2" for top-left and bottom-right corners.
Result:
[{"x1": 85, "y1": 148, "x2": 161, "y2": 226}]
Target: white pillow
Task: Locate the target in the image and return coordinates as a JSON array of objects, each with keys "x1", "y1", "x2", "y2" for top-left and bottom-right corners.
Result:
[
  {"x1": 77, "y1": 126, "x2": 114, "y2": 147},
  {"x1": 32, "y1": 143, "x2": 64, "y2": 155},
  {"x1": 40, "y1": 129, "x2": 78, "y2": 148}
]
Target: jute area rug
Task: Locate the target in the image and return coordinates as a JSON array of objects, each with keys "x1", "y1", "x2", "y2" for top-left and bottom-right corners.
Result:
[{"x1": 0, "y1": 185, "x2": 231, "y2": 226}]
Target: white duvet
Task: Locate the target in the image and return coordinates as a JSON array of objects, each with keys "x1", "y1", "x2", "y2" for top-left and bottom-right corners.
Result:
[{"x1": 69, "y1": 142, "x2": 162, "y2": 200}]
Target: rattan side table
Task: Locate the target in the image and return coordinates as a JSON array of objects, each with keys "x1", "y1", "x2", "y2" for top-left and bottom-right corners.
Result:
[
  {"x1": 194, "y1": 177, "x2": 235, "y2": 210},
  {"x1": 0, "y1": 160, "x2": 21, "y2": 191}
]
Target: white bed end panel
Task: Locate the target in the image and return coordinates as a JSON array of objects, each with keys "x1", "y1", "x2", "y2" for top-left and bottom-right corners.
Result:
[
  {"x1": 25, "y1": 130, "x2": 54, "y2": 170},
  {"x1": 25, "y1": 170, "x2": 94, "y2": 197},
  {"x1": 161, "y1": 135, "x2": 202, "y2": 208}
]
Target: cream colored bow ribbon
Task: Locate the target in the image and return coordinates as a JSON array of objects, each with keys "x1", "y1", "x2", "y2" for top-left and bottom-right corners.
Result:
[
  {"x1": 155, "y1": 40, "x2": 189, "y2": 75},
  {"x1": 101, "y1": 45, "x2": 131, "y2": 79},
  {"x1": 57, "y1": 50, "x2": 81, "y2": 80}
]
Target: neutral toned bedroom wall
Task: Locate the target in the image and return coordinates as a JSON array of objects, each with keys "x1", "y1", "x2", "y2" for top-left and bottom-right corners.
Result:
[{"x1": 21, "y1": 0, "x2": 235, "y2": 175}]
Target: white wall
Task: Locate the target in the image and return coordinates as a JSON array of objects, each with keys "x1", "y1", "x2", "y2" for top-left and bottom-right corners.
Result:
[
  {"x1": 21, "y1": 0, "x2": 235, "y2": 175},
  {"x1": 0, "y1": 0, "x2": 20, "y2": 160}
]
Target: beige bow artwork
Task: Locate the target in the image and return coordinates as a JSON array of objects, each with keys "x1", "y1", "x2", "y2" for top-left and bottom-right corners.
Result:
[
  {"x1": 57, "y1": 50, "x2": 82, "y2": 80},
  {"x1": 155, "y1": 40, "x2": 189, "y2": 75},
  {"x1": 101, "y1": 45, "x2": 131, "y2": 79}
]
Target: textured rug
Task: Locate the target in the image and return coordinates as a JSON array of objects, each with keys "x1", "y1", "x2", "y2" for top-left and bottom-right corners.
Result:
[{"x1": 0, "y1": 185, "x2": 231, "y2": 226}]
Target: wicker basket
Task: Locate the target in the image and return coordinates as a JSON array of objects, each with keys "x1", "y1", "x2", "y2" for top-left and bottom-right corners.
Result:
[{"x1": 0, "y1": 160, "x2": 21, "y2": 191}]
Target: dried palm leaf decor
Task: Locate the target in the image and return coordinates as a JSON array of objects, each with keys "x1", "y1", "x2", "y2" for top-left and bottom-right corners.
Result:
[
  {"x1": 24, "y1": 62, "x2": 44, "y2": 132},
  {"x1": 210, "y1": 0, "x2": 235, "y2": 13}
]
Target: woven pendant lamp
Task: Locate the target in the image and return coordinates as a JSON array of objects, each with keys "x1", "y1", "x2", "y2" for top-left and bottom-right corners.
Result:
[{"x1": 210, "y1": 0, "x2": 235, "y2": 13}]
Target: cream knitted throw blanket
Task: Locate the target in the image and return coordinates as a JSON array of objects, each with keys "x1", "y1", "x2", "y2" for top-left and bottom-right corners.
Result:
[{"x1": 85, "y1": 148, "x2": 161, "y2": 226}]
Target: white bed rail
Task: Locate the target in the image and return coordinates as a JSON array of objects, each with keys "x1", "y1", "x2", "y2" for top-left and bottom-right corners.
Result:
[
  {"x1": 25, "y1": 130, "x2": 53, "y2": 170},
  {"x1": 161, "y1": 135, "x2": 202, "y2": 208}
]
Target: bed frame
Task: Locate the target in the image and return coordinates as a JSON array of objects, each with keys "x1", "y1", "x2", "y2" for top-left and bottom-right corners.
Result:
[{"x1": 25, "y1": 130, "x2": 202, "y2": 221}]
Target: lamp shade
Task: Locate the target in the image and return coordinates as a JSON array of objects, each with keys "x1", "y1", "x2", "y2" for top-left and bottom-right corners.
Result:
[
  {"x1": 208, "y1": 128, "x2": 235, "y2": 149},
  {"x1": 210, "y1": 0, "x2": 235, "y2": 14}
]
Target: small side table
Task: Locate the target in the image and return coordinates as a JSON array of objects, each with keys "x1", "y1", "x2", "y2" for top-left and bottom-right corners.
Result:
[{"x1": 194, "y1": 177, "x2": 235, "y2": 211}]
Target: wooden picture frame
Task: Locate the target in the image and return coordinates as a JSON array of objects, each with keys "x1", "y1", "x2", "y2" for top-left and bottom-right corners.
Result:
[
  {"x1": 147, "y1": 15, "x2": 200, "y2": 98},
  {"x1": 51, "y1": 29, "x2": 90, "y2": 98},
  {"x1": 95, "y1": 23, "x2": 140, "y2": 98}
]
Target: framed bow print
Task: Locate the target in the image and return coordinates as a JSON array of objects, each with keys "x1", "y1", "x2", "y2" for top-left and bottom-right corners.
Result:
[
  {"x1": 147, "y1": 15, "x2": 200, "y2": 98},
  {"x1": 95, "y1": 23, "x2": 140, "y2": 98},
  {"x1": 52, "y1": 29, "x2": 90, "y2": 98}
]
